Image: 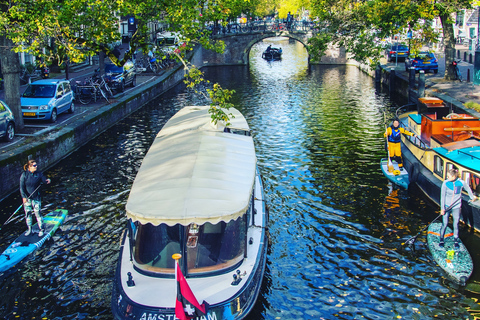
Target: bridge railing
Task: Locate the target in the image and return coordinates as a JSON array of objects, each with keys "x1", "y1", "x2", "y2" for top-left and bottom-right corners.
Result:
[{"x1": 205, "y1": 20, "x2": 318, "y2": 36}]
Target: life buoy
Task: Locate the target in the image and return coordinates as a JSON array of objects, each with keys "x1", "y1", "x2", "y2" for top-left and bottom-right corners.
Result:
[
  {"x1": 445, "y1": 113, "x2": 461, "y2": 119},
  {"x1": 393, "y1": 169, "x2": 401, "y2": 176}
]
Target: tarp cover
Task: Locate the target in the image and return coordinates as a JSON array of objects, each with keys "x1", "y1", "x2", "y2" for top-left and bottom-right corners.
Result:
[{"x1": 126, "y1": 106, "x2": 256, "y2": 226}]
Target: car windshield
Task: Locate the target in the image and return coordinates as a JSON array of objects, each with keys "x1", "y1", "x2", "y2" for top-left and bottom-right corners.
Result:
[
  {"x1": 392, "y1": 45, "x2": 408, "y2": 51},
  {"x1": 105, "y1": 64, "x2": 123, "y2": 74},
  {"x1": 416, "y1": 52, "x2": 435, "y2": 59},
  {"x1": 22, "y1": 84, "x2": 55, "y2": 98}
]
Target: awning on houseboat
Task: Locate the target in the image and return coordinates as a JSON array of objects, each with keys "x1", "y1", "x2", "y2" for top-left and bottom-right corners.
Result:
[{"x1": 125, "y1": 106, "x2": 256, "y2": 226}]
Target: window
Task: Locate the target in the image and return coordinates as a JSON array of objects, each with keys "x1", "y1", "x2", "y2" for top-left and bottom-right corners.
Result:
[
  {"x1": 132, "y1": 216, "x2": 247, "y2": 276},
  {"x1": 134, "y1": 223, "x2": 181, "y2": 273},
  {"x1": 56, "y1": 84, "x2": 64, "y2": 97},
  {"x1": 434, "y1": 156, "x2": 444, "y2": 177},
  {"x1": 187, "y1": 217, "x2": 246, "y2": 275},
  {"x1": 63, "y1": 82, "x2": 71, "y2": 94},
  {"x1": 445, "y1": 162, "x2": 458, "y2": 179},
  {"x1": 0, "y1": 102, "x2": 5, "y2": 112},
  {"x1": 463, "y1": 171, "x2": 480, "y2": 196}
]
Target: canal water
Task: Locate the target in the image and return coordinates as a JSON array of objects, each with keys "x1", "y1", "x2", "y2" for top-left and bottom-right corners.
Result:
[{"x1": 1, "y1": 38, "x2": 480, "y2": 319}]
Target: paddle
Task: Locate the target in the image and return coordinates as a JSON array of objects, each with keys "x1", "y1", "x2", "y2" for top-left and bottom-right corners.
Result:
[
  {"x1": 1, "y1": 184, "x2": 43, "y2": 230},
  {"x1": 404, "y1": 197, "x2": 461, "y2": 246}
]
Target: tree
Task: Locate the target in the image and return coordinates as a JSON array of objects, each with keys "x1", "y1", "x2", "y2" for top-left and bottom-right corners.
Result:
[
  {"x1": 1, "y1": 0, "x2": 256, "y2": 129},
  {"x1": 307, "y1": 0, "x2": 472, "y2": 80}
]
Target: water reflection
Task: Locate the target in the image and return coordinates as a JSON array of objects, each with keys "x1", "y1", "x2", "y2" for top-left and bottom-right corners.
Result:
[{"x1": 0, "y1": 38, "x2": 478, "y2": 319}]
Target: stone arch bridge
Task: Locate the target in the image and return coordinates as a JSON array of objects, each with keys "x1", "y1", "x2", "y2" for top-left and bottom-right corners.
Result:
[{"x1": 199, "y1": 30, "x2": 355, "y2": 66}]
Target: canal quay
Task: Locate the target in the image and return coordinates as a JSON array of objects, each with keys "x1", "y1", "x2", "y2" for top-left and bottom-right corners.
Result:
[{"x1": 2, "y1": 38, "x2": 480, "y2": 319}]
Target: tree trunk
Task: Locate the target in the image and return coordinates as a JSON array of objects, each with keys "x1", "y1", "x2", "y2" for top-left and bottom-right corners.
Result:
[
  {"x1": 441, "y1": 14, "x2": 456, "y2": 80},
  {"x1": 0, "y1": 35, "x2": 23, "y2": 130}
]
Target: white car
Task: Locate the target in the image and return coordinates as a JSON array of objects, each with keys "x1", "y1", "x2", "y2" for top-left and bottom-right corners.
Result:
[{"x1": 0, "y1": 100, "x2": 15, "y2": 142}]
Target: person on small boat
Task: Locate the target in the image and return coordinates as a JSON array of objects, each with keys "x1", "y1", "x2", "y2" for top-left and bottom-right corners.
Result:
[
  {"x1": 266, "y1": 45, "x2": 272, "y2": 53},
  {"x1": 439, "y1": 168, "x2": 477, "y2": 249},
  {"x1": 384, "y1": 119, "x2": 415, "y2": 168},
  {"x1": 19, "y1": 160, "x2": 51, "y2": 236}
]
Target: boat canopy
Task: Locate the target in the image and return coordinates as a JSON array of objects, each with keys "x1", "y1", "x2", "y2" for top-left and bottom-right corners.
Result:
[{"x1": 126, "y1": 106, "x2": 256, "y2": 226}]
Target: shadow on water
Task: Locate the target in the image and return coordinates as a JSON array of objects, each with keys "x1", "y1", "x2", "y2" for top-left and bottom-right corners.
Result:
[{"x1": 0, "y1": 37, "x2": 479, "y2": 319}]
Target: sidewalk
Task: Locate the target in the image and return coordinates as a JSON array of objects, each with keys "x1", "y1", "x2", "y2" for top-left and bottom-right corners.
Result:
[{"x1": 384, "y1": 45, "x2": 480, "y2": 105}]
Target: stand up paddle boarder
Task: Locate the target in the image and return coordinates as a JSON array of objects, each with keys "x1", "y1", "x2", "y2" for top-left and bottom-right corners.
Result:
[
  {"x1": 384, "y1": 119, "x2": 415, "y2": 170},
  {"x1": 19, "y1": 160, "x2": 51, "y2": 237},
  {"x1": 439, "y1": 168, "x2": 477, "y2": 248}
]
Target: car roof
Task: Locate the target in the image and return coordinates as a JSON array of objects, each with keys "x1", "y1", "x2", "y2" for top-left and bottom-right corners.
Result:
[{"x1": 30, "y1": 79, "x2": 67, "y2": 85}]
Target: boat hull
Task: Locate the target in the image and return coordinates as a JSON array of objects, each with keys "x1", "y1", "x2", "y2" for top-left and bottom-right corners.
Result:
[
  {"x1": 401, "y1": 142, "x2": 480, "y2": 232},
  {"x1": 111, "y1": 230, "x2": 267, "y2": 320}
]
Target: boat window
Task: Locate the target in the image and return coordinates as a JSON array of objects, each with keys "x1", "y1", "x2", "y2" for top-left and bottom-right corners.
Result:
[
  {"x1": 133, "y1": 223, "x2": 181, "y2": 274},
  {"x1": 463, "y1": 171, "x2": 480, "y2": 196},
  {"x1": 445, "y1": 162, "x2": 458, "y2": 179},
  {"x1": 433, "y1": 156, "x2": 444, "y2": 177},
  {"x1": 187, "y1": 217, "x2": 246, "y2": 275}
]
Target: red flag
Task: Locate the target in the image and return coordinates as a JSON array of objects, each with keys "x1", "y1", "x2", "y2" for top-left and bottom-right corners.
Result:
[{"x1": 175, "y1": 261, "x2": 209, "y2": 320}]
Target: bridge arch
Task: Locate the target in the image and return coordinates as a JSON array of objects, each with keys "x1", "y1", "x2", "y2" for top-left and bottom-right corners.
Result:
[{"x1": 200, "y1": 31, "x2": 354, "y2": 66}]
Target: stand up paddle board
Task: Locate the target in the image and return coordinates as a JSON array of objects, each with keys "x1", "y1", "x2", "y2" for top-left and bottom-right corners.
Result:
[
  {"x1": 427, "y1": 221, "x2": 473, "y2": 285},
  {"x1": 380, "y1": 158, "x2": 409, "y2": 189},
  {"x1": 0, "y1": 209, "x2": 68, "y2": 272}
]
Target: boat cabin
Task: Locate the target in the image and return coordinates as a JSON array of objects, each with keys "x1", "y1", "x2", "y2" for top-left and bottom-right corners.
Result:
[
  {"x1": 124, "y1": 106, "x2": 257, "y2": 277},
  {"x1": 409, "y1": 97, "x2": 480, "y2": 148}
]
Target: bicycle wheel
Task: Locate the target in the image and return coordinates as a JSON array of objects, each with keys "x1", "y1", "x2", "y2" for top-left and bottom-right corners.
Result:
[
  {"x1": 78, "y1": 88, "x2": 93, "y2": 105},
  {"x1": 78, "y1": 92, "x2": 92, "y2": 105}
]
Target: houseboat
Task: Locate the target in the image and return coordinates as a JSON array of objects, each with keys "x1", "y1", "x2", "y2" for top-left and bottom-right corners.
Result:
[
  {"x1": 111, "y1": 106, "x2": 268, "y2": 320},
  {"x1": 398, "y1": 97, "x2": 480, "y2": 231}
]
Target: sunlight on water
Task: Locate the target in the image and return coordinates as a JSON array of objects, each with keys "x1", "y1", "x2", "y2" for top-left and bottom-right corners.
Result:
[{"x1": 0, "y1": 38, "x2": 479, "y2": 319}]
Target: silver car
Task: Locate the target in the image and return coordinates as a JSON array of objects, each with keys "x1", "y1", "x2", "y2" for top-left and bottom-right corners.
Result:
[
  {"x1": 0, "y1": 100, "x2": 15, "y2": 142},
  {"x1": 21, "y1": 79, "x2": 74, "y2": 123}
]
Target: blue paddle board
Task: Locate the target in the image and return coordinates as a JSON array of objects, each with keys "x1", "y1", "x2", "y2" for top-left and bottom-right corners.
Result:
[
  {"x1": 380, "y1": 158, "x2": 409, "y2": 189},
  {"x1": 0, "y1": 209, "x2": 68, "y2": 272}
]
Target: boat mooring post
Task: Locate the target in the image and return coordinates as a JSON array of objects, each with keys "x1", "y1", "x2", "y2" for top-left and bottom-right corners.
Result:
[
  {"x1": 389, "y1": 67, "x2": 395, "y2": 95},
  {"x1": 408, "y1": 67, "x2": 415, "y2": 88},
  {"x1": 418, "y1": 70, "x2": 425, "y2": 98},
  {"x1": 375, "y1": 64, "x2": 381, "y2": 83}
]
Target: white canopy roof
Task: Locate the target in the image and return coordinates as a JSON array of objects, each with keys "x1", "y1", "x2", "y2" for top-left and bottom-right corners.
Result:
[{"x1": 126, "y1": 106, "x2": 256, "y2": 226}]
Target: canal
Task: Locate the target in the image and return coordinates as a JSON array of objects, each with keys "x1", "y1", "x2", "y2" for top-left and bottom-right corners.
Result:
[{"x1": 1, "y1": 37, "x2": 480, "y2": 319}]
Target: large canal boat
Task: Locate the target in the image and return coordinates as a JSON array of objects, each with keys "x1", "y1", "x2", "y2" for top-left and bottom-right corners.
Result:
[
  {"x1": 111, "y1": 105, "x2": 268, "y2": 320},
  {"x1": 398, "y1": 97, "x2": 480, "y2": 231}
]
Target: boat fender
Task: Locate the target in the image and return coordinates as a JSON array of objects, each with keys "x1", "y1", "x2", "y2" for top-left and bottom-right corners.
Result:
[{"x1": 393, "y1": 169, "x2": 401, "y2": 176}]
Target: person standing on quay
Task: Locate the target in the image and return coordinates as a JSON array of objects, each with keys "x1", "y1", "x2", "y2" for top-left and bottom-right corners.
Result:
[
  {"x1": 20, "y1": 160, "x2": 51, "y2": 236},
  {"x1": 439, "y1": 168, "x2": 477, "y2": 249}
]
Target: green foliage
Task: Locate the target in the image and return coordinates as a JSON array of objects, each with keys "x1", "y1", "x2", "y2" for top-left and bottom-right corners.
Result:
[
  {"x1": 307, "y1": 0, "x2": 473, "y2": 70},
  {"x1": 180, "y1": 54, "x2": 235, "y2": 125}
]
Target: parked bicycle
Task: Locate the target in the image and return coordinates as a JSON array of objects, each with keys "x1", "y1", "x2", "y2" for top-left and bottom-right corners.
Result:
[
  {"x1": 452, "y1": 60, "x2": 463, "y2": 82},
  {"x1": 75, "y1": 74, "x2": 113, "y2": 105}
]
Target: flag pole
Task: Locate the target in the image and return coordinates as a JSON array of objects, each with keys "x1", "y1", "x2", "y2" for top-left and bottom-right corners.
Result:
[{"x1": 173, "y1": 253, "x2": 182, "y2": 280}]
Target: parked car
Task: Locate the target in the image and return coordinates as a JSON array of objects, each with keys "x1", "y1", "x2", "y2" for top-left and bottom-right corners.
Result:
[
  {"x1": 21, "y1": 79, "x2": 74, "y2": 123},
  {"x1": 0, "y1": 100, "x2": 15, "y2": 142},
  {"x1": 405, "y1": 52, "x2": 439, "y2": 73},
  {"x1": 386, "y1": 44, "x2": 409, "y2": 62},
  {"x1": 104, "y1": 61, "x2": 136, "y2": 93}
]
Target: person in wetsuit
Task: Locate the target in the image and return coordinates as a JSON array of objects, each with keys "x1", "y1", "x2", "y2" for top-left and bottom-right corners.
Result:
[
  {"x1": 20, "y1": 160, "x2": 51, "y2": 236},
  {"x1": 384, "y1": 119, "x2": 415, "y2": 169},
  {"x1": 439, "y1": 168, "x2": 477, "y2": 248}
]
